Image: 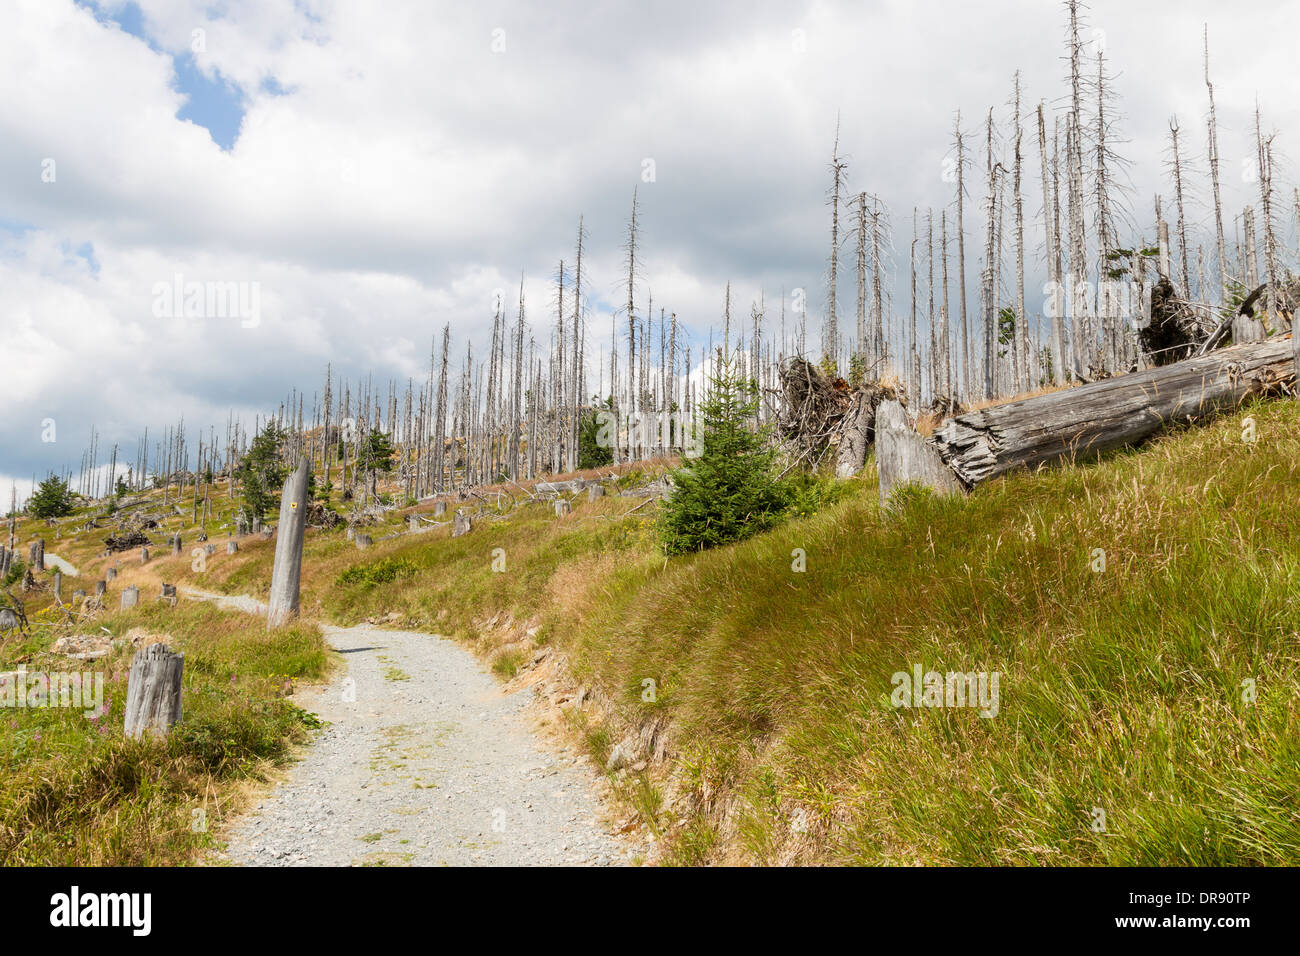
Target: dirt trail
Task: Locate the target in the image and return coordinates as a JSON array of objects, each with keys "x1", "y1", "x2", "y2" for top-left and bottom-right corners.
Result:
[{"x1": 207, "y1": 612, "x2": 630, "y2": 867}]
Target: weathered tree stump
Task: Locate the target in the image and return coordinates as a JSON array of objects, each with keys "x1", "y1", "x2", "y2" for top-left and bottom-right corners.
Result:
[
  {"x1": 409, "y1": 515, "x2": 419, "y2": 532},
  {"x1": 52, "y1": 571, "x2": 61, "y2": 600},
  {"x1": 106, "y1": 567, "x2": 117, "y2": 581},
  {"x1": 94, "y1": 580, "x2": 106, "y2": 597},
  {"x1": 30, "y1": 539, "x2": 45, "y2": 572},
  {"x1": 226, "y1": 541, "x2": 239, "y2": 554},
  {"x1": 140, "y1": 547, "x2": 150, "y2": 564},
  {"x1": 876, "y1": 400, "x2": 965, "y2": 504},
  {"x1": 554, "y1": 500, "x2": 572, "y2": 517},
  {"x1": 204, "y1": 543, "x2": 216, "y2": 557},
  {"x1": 433, "y1": 501, "x2": 447, "y2": 517},
  {"x1": 452, "y1": 512, "x2": 472, "y2": 538},
  {"x1": 588, "y1": 484, "x2": 605, "y2": 502},
  {"x1": 72, "y1": 589, "x2": 86, "y2": 602},
  {"x1": 159, "y1": 583, "x2": 177, "y2": 606},
  {"x1": 170, "y1": 535, "x2": 182, "y2": 556},
  {"x1": 267, "y1": 457, "x2": 310, "y2": 628},
  {"x1": 121, "y1": 586, "x2": 139, "y2": 609},
  {"x1": 123, "y1": 643, "x2": 184, "y2": 739},
  {"x1": 355, "y1": 533, "x2": 372, "y2": 550},
  {"x1": 346, "y1": 526, "x2": 355, "y2": 541},
  {"x1": 0, "y1": 608, "x2": 18, "y2": 634}
]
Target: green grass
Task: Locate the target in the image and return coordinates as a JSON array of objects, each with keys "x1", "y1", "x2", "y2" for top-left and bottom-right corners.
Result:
[
  {"x1": 271, "y1": 397, "x2": 1300, "y2": 865},
  {"x1": 11, "y1": 396, "x2": 1300, "y2": 866},
  {"x1": 0, "y1": 600, "x2": 328, "y2": 865}
]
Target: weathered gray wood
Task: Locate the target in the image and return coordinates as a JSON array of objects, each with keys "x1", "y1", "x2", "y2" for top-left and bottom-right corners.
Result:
[
  {"x1": 105, "y1": 567, "x2": 117, "y2": 581},
  {"x1": 170, "y1": 534, "x2": 182, "y2": 556},
  {"x1": 30, "y1": 539, "x2": 44, "y2": 572},
  {"x1": 355, "y1": 533, "x2": 372, "y2": 549},
  {"x1": 267, "y1": 457, "x2": 310, "y2": 628},
  {"x1": 123, "y1": 643, "x2": 184, "y2": 739},
  {"x1": 0, "y1": 609, "x2": 18, "y2": 633},
  {"x1": 588, "y1": 484, "x2": 605, "y2": 502},
  {"x1": 140, "y1": 547, "x2": 149, "y2": 564},
  {"x1": 876, "y1": 400, "x2": 966, "y2": 504},
  {"x1": 554, "y1": 499, "x2": 572, "y2": 516},
  {"x1": 836, "y1": 388, "x2": 880, "y2": 479},
  {"x1": 72, "y1": 589, "x2": 86, "y2": 602},
  {"x1": 452, "y1": 512, "x2": 472, "y2": 537},
  {"x1": 932, "y1": 338, "x2": 1296, "y2": 487},
  {"x1": 94, "y1": 580, "x2": 106, "y2": 597},
  {"x1": 52, "y1": 571, "x2": 61, "y2": 600},
  {"x1": 121, "y1": 586, "x2": 139, "y2": 609},
  {"x1": 226, "y1": 541, "x2": 238, "y2": 554},
  {"x1": 433, "y1": 501, "x2": 447, "y2": 517},
  {"x1": 409, "y1": 515, "x2": 419, "y2": 532}
]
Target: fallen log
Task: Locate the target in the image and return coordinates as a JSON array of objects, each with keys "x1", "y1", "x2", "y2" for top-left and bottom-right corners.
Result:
[{"x1": 930, "y1": 338, "x2": 1295, "y2": 488}]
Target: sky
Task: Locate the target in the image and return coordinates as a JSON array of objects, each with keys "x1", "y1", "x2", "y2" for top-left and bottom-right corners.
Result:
[{"x1": 2, "y1": 0, "x2": 1298, "y2": 504}]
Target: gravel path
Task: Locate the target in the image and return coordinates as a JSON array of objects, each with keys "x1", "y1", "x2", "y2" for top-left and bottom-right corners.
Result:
[{"x1": 216, "y1": 621, "x2": 631, "y2": 867}]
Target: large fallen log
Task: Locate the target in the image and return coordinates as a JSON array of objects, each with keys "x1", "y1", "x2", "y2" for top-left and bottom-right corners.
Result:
[{"x1": 930, "y1": 337, "x2": 1295, "y2": 488}]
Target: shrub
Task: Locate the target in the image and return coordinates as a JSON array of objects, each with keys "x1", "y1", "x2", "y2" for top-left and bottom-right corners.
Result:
[{"x1": 659, "y1": 353, "x2": 790, "y2": 554}]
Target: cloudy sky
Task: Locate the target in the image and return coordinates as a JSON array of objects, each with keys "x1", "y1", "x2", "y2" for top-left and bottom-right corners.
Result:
[{"x1": 2, "y1": 0, "x2": 1297, "y2": 502}]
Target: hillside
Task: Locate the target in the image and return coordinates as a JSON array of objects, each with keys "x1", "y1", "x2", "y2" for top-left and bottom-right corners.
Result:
[{"x1": 4, "y1": 392, "x2": 1297, "y2": 866}]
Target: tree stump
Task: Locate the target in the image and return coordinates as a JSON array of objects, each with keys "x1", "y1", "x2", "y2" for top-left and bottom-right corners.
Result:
[
  {"x1": 140, "y1": 547, "x2": 149, "y2": 564},
  {"x1": 876, "y1": 400, "x2": 966, "y2": 505},
  {"x1": 346, "y1": 526, "x2": 355, "y2": 541},
  {"x1": 52, "y1": 571, "x2": 61, "y2": 600},
  {"x1": 121, "y1": 586, "x2": 139, "y2": 610},
  {"x1": 227, "y1": 541, "x2": 239, "y2": 554},
  {"x1": 588, "y1": 485, "x2": 605, "y2": 502},
  {"x1": 30, "y1": 539, "x2": 45, "y2": 572},
  {"x1": 123, "y1": 643, "x2": 184, "y2": 739},
  {"x1": 355, "y1": 533, "x2": 372, "y2": 550},
  {"x1": 94, "y1": 580, "x2": 106, "y2": 597},
  {"x1": 452, "y1": 512, "x2": 472, "y2": 538},
  {"x1": 170, "y1": 535, "x2": 182, "y2": 556},
  {"x1": 267, "y1": 457, "x2": 310, "y2": 628},
  {"x1": 106, "y1": 567, "x2": 117, "y2": 581},
  {"x1": 433, "y1": 501, "x2": 447, "y2": 517},
  {"x1": 73, "y1": 589, "x2": 86, "y2": 602},
  {"x1": 204, "y1": 543, "x2": 216, "y2": 557},
  {"x1": 554, "y1": 500, "x2": 572, "y2": 517},
  {"x1": 409, "y1": 515, "x2": 419, "y2": 532}
]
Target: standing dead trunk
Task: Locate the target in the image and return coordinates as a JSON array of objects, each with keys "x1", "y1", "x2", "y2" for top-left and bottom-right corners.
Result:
[
  {"x1": 266, "y1": 456, "x2": 310, "y2": 629},
  {"x1": 123, "y1": 643, "x2": 184, "y2": 739}
]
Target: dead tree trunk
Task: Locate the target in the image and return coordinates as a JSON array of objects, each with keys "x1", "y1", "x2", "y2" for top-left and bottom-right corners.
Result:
[
  {"x1": 266, "y1": 456, "x2": 309, "y2": 628},
  {"x1": 123, "y1": 643, "x2": 184, "y2": 739},
  {"x1": 930, "y1": 338, "x2": 1295, "y2": 487}
]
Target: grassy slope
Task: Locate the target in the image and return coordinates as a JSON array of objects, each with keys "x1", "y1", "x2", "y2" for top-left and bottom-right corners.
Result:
[
  {"x1": 1, "y1": 490, "x2": 328, "y2": 864},
  {"x1": 299, "y1": 398, "x2": 1300, "y2": 865},
  {"x1": 6, "y1": 399, "x2": 1299, "y2": 865}
]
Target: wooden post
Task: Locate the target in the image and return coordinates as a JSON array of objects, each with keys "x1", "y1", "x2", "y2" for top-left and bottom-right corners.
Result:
[
  {"x1": 106, "y1": 567, "x2": 117, "y2": 582},
  {"x1": 123, "y1": 643, "x2": 184, "y2": 739},
  {"x1": 267, "y1": 457, "x2": 309, "y2": 629},
  {"x1": 52, "y1": 570, "x2": 61, "y2": 601},
  {"x1": 140, "y1": 547, "x2": 149, "y2": 564}
]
